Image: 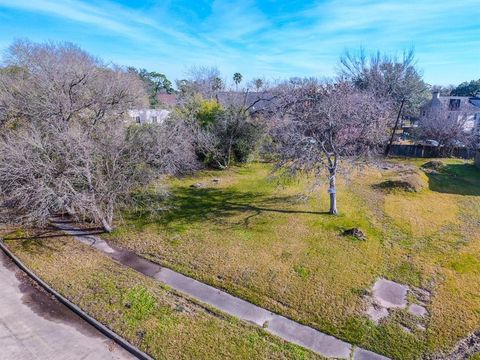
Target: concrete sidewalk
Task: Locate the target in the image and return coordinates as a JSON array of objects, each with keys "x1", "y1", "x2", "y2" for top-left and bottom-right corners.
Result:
[
  {"x1": 0, "y1": 251, "x2": 133, "y2": 360},
  {"x1": 53, "y1": 219, "x2": 390, "y2": 360}
]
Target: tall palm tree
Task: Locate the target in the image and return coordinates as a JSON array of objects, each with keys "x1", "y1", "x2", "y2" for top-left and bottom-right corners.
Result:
[{"x1": 233, "y1": 72, "x2": 242, "y2": 91}]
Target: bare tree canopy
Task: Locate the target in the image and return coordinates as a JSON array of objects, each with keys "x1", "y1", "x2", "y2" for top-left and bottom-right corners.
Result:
[
  {"x1": 339, "y1": 48, "x2": 429, "y2": 155},
  {"x1": 0, "y1": 39, "x2": 148, "y2": 128},
  {"x1": 178, "y1": 65, "x2": 225, "y2": 100},
  {"x1": 339, "y1": 48, "x2": 428, "y2": 109},
  {"x1": 419, "y1": 107, "x2": 473, "y2": 149},
  {"x1": 0, "y1": 40, "x2": 196, "y2": 231},
  {"x1": 272, "y1": 79, "x2": 390, "y2": 214},
  {"x1": 0, "y1": 120, "x2": 196, "y2": 231},
  {"x1": 251, "y1": 78, "x2": 264, "y2": 92}
]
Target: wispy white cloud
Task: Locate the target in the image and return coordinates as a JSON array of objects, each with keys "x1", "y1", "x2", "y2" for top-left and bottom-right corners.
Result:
[
  {"x1": 202, "y1": 0, "x2": 269, "y2": 41},
  {"x1": 0, "y1": 0, "x2": 134, "y2": 35},
  {"x1": 0, "y1": 0, "x2": 211, "y2": 52},
  {"x1": 0, "y1": 0, "x2": 478, "y2": 84}
]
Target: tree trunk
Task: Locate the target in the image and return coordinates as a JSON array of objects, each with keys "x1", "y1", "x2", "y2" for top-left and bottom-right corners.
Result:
[
  {"x1": 101, "y1": 217, "x2": 113, "y2": 233},
  {"x1": 385, "y1": 98, "x2": 405, "y2": 157},
  {"x1": 101, "y1": 199, "x2": 115, "y2": 232},
  {"x1": 64, "y1": 204, "x2": 76, "y2": 216},
  {"x1": 328, "y1": 170, "x2": 338, "y2": 215}
]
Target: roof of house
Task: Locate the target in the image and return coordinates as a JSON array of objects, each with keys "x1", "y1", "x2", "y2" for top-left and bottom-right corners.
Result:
[
  {"x1": 469, "y1": 97, "x2": 480, "y2": 107},
  {"x1": 156, "y1": 93, "x2": 177, "y2": 107}
]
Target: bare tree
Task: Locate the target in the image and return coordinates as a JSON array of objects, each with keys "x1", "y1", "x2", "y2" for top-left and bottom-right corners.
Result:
[
  {"x1": 182, "y1": 65, "x2": 224, "y2": 100},
  {"x1": 254, "y1": 78, "x2": 264, "y2": 92},
  {"x1": 0, "y1": 40, "x2": 196, "y2": 231},
  {"x1": 339, "y1": 48, "x2": 429, "y2": 156},
  {"x1": 246, "y1": 78, "x2": 267, "y2": 93},
  {"x1": 0, "y1": 39, "x2": 147, "y2": 128},
  {"x1": 272, "y1": 80, "x2": 390, "y2": 214},
  {"x1": 0, "y1": 120, "x2": 196, "y2": 231},
  {"x1": 419, "y1": 107, "x2": 472, "y2": 151},
  {"x1": 212, "y1": 77, "x2": 224, "y2": 93}
]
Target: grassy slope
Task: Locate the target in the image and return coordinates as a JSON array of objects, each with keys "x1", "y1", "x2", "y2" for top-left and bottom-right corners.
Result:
[
  {"x1": 103, "y1": 159, "x2": 480, "y2": 360},
  {"x1": 2, "y1": 235, "x2": 322, "y2": 360}
]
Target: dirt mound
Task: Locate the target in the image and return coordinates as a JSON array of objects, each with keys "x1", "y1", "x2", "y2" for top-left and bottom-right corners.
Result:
[
  {"x1": 421, "y1": 160, "x2": 445, "y2": 172},
  {"x1": 376, "y1": 170, "x2": 426, "y2": 193}
]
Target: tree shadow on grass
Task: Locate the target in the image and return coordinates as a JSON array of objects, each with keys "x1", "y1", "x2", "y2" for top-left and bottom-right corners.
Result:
[
  {"x1": 425, "y1": 164, "x2": 480, "y2": 196},
  {"x1": 3, "y1": 226, "x2": 105, "y2": 254},
  {"x1": 4, "y1": 226, "x2": 104, "y2": 241},
  {"x1": 125, "y1": 186, "x2": 329, "y2": 230}
]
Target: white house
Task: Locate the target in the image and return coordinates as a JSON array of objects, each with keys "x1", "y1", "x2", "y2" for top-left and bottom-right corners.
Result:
[{"x1": 127, "y1": 109, "x2": 170, "y2": 124}]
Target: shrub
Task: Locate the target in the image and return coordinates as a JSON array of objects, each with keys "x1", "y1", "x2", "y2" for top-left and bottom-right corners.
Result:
[
  {"x1": 195, "y1": 106, "x2": 266, "y2": 168},
  {"x1": 196, "y1": 99, "x2": 223, "y2": 127}
]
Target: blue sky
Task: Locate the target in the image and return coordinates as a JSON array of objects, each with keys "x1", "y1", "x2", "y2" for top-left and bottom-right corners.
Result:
[{"x1": 0, "y1": 0, "x2": 478, "y2": 86}]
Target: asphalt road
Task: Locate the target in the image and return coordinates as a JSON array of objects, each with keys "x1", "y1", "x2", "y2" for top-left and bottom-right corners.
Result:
[{"x1": 0, "y1": 250, "x2": 134, "y2": 360}]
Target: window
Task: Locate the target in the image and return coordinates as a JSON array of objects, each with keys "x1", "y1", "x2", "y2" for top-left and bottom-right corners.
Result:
[
  {"x1": 449, "y1": 99, "x2": 460, "y2": 110},
  {"x1": 422, "y1": 110, "x2": 426, "y2": 117},
  {"x1": 152, "y1": 116, "x2": 158, "y2": 123},
  {"x1": 135, "y1": 116, "x2": 141, "y2": 123}
]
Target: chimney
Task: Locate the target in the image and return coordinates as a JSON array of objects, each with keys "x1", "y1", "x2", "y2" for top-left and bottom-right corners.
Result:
[{"x1": 432, "y1": 91, "x2": 440, "y2": 99}]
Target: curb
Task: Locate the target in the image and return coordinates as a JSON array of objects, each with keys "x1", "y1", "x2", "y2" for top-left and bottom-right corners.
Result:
[{"x1": 0, "y1": 239, "x2": 154, "y2": 360}]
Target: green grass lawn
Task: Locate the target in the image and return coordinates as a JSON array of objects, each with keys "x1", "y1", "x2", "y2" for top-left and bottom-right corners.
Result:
[
  {"x1": 102, "y1": 158, "x2": 480, "y2": 360},
  {"x1": 2, "y1": 234, "x2": 322, "y2": 360}
]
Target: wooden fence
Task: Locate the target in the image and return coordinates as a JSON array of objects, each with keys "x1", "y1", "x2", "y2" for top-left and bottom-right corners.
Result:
[{"x1": 390, "y1": 144, "x2": 477, "y2": 159}]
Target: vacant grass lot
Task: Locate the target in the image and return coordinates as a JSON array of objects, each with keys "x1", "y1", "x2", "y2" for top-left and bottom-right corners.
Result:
[
  {"x1": 2, "y1": 234, "x2": 321, "y2": 360},
  {"x1": 103, "y1": 158, "x2": 480, "y2": 360}
]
